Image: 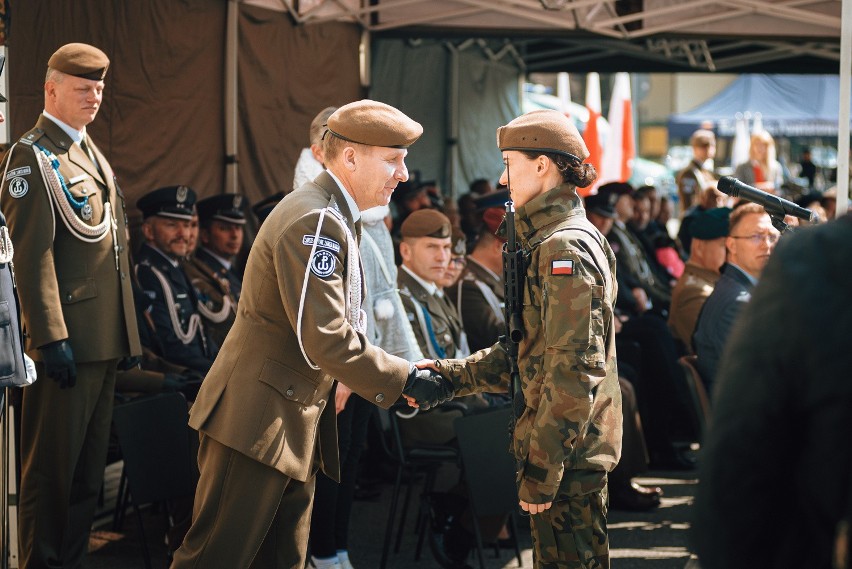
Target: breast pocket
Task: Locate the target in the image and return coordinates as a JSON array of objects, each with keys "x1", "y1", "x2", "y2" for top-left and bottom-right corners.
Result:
[
  {"x1": 257, "y1": 357, "x2": 324, "y2": 407},
  {"x1": 60, "y1": 278, "x2": 98, "y2": 305}
]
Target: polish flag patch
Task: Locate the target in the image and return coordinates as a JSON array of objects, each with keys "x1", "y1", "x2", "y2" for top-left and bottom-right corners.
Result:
[{"x1": 551, "y1": 260, "x2": 574, "y2": 275}]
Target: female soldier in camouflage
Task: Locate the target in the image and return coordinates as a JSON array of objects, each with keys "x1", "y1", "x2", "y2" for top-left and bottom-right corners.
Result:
[{"x1": 418, "y1": 110, "x2": 623, "y2": 568}]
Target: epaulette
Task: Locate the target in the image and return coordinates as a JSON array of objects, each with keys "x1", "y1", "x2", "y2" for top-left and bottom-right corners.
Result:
[{"x1": 18, "y1": 128, "x2": 45, "y2": 147}]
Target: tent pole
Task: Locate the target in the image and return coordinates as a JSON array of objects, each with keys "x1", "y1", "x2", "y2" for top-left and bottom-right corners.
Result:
[
  {"x1": 837, "y1": 0, "x2": 851, "y2": 218},
  {"x1": 224, "y1": 0, "x2": 239, "y2": 195},
  {"x1": 447, "y1": 43, "x2": 460, "y2": 200}
]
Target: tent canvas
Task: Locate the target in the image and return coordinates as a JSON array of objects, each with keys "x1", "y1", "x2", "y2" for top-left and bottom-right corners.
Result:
[{"x1": 667, "y1": 74, "x2": 850, "y2": 139}]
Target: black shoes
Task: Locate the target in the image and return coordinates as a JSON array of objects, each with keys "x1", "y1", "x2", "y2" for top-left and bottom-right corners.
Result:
[{"x1": 609, "y1": 481, "x2": 663, "y2": 511}]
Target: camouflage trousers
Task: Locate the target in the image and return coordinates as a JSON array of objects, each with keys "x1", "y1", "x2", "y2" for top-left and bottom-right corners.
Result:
[{"x1": 528, "y1": 471, "x2": 610, "y2": 569}]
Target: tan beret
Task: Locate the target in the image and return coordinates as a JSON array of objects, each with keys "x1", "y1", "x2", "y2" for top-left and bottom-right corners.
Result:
[
  {"x1": 497, "y1": 110, "x2": 588, "y2": 162},
  {"x1": 690, "y1": 129, "x2": 716, "y2": 147},
  {"x1": 327, "y1": 100, "x2": 423, "y2": 148},
  {"x1": 400, "y1": 209, "x2": 451, "y2": 239},
  {"x1": 48, "y1": 43, "x2": 110, "y2": 81}
]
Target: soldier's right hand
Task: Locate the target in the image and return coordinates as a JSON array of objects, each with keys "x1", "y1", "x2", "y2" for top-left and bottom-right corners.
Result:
[
  {"x1": 402, "y1": 366, "x2": 454, "y2": 410},
  {"x1": 39, "y1": 340, "x2": 77, "y2": 389}
]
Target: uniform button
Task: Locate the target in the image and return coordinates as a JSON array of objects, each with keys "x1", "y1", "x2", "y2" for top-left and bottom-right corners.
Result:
[
  {"x1": 375, "y1": 393, "x2": 385, "y2": 403},
  {"x1": 66, "y1": 294, "x2": 73, "y2": 301},
  {"x1": 285, "y1": 388, "x2": 295, "y2": 397},
  {"x1": 81, "y1": 188, "x2": 88, "y2": 195}
]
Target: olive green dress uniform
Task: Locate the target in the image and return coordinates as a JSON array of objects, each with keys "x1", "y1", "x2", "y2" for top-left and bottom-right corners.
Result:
[
  {"x1": 172, "y1": 171, "x2": 413, "y2": 568},
  {"x1": 399, "y1": 267, "x2": 466, "y2": 360},
  {"x1": 452, "y1": 258, "x2": 505, "y2": 353},
  {"x1": 0, "y1": 113, "x2": 140, "y2": 566},
  {"x1": 668, "y1": 262, "x2": 720, "y2": 352}
]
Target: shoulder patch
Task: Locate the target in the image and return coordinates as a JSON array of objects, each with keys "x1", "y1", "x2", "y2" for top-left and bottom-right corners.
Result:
[
  {"x1": 302, "y1": 234, "x2": 341, "y2": 253},
  {"x1": 310, "y1": 249, "x2": 336, "y2": 278},
  {"x1": 5, "y1": 167, "x2": 31, "y2": 181},
  {"x1": 551, "y1": 259, "x2": 574, "y2": 275},
  {"x1": 7, "y1": 177, "x2": 29, "y2": 199}
]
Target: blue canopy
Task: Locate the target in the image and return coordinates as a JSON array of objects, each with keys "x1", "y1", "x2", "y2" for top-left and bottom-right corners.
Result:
[{"x1": 667, "y1": 74, "x2": 847, "y2": 139}]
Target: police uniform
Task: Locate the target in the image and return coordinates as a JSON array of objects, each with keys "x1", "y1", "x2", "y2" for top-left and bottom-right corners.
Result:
[
  {"x1": 0, "y1": 43, "x2": 141, "y2": 568},
  {"x1": 172, "y1": 100, "x2": 427, "y2": 569},
  {"x1": 434, "y1": 111, "x2": 622, "y2": 568},
  {"x1": 183, "y1": 193, "x2": 245, "y2": 349},
  {"x1": 135, "y1": 186, "x2": 215, "y2": 374}
]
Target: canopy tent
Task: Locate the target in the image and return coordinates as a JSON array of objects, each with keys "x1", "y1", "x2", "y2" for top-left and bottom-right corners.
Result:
[{"x1": 667, "y1": 74, "x2": 851, "y2": 139}]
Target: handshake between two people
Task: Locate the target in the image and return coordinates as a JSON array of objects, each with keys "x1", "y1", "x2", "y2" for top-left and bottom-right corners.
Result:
[{"x1": 401, "y1": 360, "x2": 454, "y2": 410}]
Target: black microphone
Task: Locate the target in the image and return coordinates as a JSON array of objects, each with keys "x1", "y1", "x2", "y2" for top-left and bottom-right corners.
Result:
[{"x1": 717, "y1": 176, "x2": 818, "y2": 222}]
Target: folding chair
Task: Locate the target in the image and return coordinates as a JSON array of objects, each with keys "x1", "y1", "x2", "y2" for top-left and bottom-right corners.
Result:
[{"x1": 677, "y1": 355, "x2": 712, "y2": 440}]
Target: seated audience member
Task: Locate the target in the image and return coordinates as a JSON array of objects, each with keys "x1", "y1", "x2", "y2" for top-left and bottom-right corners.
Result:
[
  {"x1": 668, "y1": 207, "x2": 730, "y2": 353},
  {"x1": 135, "y1": 186, "x2": 216, "y2": 374},
  {"x1": 468, "y1": 178, "x2": 494, "y2": 197},
  {"x1": 822, "y1": 186, "x2": 837, "y2": 220},
  {"x1": 450, "y1": 207, "x2": 505, "y2": 353},
  {"x1": 438, "y1": 229, "x2": 468, "y2": 290},
  {"x1": 183, "y1": 194, "x2": 246, "y2": 348},
  {"x1": 676, "y1": 128, "x2": 717, "y2": 214},
  {"x1": 252, "y1": 192, "x2": 285, "y2": 227},
  {"x1": 293, "y1": 106, "x2": 337, "y2": 191},
  {"x1": 693, "y1": 203, "x2": 780, "y2": 394},
  {"x1": 693, "y1": 214, "x2": 852, "y2": 569},
  {"x1": 678, "y1": 185, "x2": 728, "y2": 255},
  {"x1": 631, "y1": 186, "x2": 685, "y2": 279},
  {"x1": 794, "y1": 191, "x2": 827, "y2": 225},
  {"x1": 602, "y1": 182, "x2": 673, "y2": 313},
  {"x1": 390, "y1": 173, "x2": 432, "y2": 239}
]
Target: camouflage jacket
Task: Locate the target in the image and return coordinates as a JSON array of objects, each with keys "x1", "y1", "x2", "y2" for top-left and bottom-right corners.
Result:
[{"x1": 435, "y1": 184, "x2": 623, "y2": 504}]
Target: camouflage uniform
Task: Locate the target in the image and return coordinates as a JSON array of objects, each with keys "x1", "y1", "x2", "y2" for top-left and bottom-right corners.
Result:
[{"x1": 436, "y1": 184, "x2": 622, "y2": 568}]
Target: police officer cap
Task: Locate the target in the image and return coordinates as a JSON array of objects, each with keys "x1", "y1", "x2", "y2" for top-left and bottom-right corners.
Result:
[
  {"x1": 326, "y1": 100, "x2": 423, "y2": 149},
  {"x1": 690, "y1": 129, "x2": 716, "y2": 147},
  {"x1": 197, "y1": 194, "x2": 247, "y2": 225},
  {"x1": 584, "y1": 191, "x2": 619, "y2": 219},
  {"x1": 252, "y1": 192, "x2": 285, "y2": 224},
  {"x1": 597, "y1": 181, "x2": 633, "y2": 197},
  {"x1": 691, "y1": 207, "x2": 731, "y2": 240},
  {"x1": 400, "y1": 209, "x2": 451, "y2": 239},
  {"x1": 497, "y1": 110, "x2": 589, "y2": 163},
  {"x1": 48, "y1": 43, "x2": 110, "y2": 81},
  {"x1": 138, "y1": 185, "x2": 197, "y2": 221},
  {"x1": 471, "y1": 188, "x2": 509, "y2": 211}
]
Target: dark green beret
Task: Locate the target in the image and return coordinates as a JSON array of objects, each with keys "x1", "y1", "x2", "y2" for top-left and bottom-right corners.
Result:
[
  {"x1": 497, "y1": 110, "x2": 588, "y2": 163},
  {"x1": 327, "y1": 100, "x2": 423, "y2": 149},
  {"x1": 691, "y1": 207, "x2": 731, "y2": 240},
  {"x1": 138, "y1": 185, "x2": 197, "y2": 221},
  {"x1": 400, "y1": 209, "x2": 451, "y2": 239},
  {"x1": 197, "y1": 194, "x2": 246, "y2": 225},
  {"x1": 48, "y1": 43, "x2": 109, "y2": 81}
]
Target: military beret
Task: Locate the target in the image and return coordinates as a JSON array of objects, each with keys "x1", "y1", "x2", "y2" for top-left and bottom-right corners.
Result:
[
  {"x1": 691, "y1": 207, "x2": 731, "y2": 240},
  {"x1": 482, "y1": 207, "x2": 507, "y2": 242},
  {"x1": 497, "y1": 110, "x2": 589, "y2": 163},
  {"x1": 326, "y1": 100, "x2": 423, "y2": 149},
  {"x1": 400, "y1": 209, "x2": 451, "y2": 239},
  {"x1": 48, "y1": 43, "x2": 110, "y2": 81},
  {"x1": 584, "y1": 191, "x2": 619, "y2": 219},
  {"x1": 138, "y1": 185, "x2": 197, "y2": 221},
  {"x1": 197, "y1": 194, "x2": 247, "y2": 225},
  {"x1": 252, "y1": 192, "x2": 285, "y2": 224},
  {"x1": 690, "y1": 129, "x2": 716, "y2": 147}
]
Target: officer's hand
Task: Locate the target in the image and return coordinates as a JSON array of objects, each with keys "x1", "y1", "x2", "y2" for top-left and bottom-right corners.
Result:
[
  {"x1": 117, "y1": 355, "x2": 142, "y2": 371},
  {"x1": 402, "y1": 366, "x2": 454, "y2": 410},
  {"x1": 39, "y1": 340, "x2": 77, "y2": 389}
]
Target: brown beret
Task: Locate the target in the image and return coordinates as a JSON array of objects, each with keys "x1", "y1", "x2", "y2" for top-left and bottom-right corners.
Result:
[
  {"x1": 690, "y1": 129, "x2": 716, "y2": 147},
  {"x1": 48, "y1": 43, "x2": 110, "y2": 81},
  {"x1": 326, "y1": 100, "x2": 423, "y2": 148},
  {"x1": 400, "y1": 209, "x2": 451, "y2": 239},
  {"x1": 497, "y1": 110, "x2": 588, "y2": 163}
]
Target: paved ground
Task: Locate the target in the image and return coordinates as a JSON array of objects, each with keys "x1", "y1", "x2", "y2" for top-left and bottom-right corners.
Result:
[{"x1": 83, "y1": 466, "x2": 698, "y2": 569}]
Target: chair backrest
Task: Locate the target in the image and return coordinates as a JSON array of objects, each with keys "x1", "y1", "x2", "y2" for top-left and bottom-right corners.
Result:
[
  {"x1": 678, "y1": 355, "x2": 712, "y2": 437},
  {"x1": 111, "y1": 392, "x2": 195, "y2": 505},
  {"x1": 453, "y1": 407, "x2": 518, "y2": 517}
]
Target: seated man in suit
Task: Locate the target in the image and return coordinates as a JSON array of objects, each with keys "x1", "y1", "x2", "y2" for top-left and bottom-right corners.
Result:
[
  {"x1": 183, "y1": 193, "x2": 246, "y2": 349},
  {"x1": 693, "y1": 202, "x2": 780, "y2": 394}
]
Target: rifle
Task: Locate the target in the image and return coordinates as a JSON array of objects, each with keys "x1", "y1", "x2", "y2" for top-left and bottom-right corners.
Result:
[{"x1": 502, "y1": 200, "x2": 526, "y2": 422}]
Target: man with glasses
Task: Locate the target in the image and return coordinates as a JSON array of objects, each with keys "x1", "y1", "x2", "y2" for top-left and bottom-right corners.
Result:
[{"x1": 693, "y1": 203, "x2": 780, "y2": 394}]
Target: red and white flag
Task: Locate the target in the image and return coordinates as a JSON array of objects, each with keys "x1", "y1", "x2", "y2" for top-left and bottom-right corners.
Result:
[
  {"x1": 599, "y1": 72, "x2": 635, "y2": 186},
  {"x1": 579, "y1": 72, "x2": 603, "y2": 197}
]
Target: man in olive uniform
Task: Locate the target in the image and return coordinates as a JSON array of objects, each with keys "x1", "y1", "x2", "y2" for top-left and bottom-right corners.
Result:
[
  {"x1": 183, "y1": 193, "x2": 245, "y2": 348},
  {"x1": 0, "y1": 43, "x2": 141, "y2": 568},
  {"x1": 398, "y1": 209, "x2": 469, "y2": 362},
  {"x1": 667, "y1": 207, "x2": 729, "y2": 352},
  {"x1": 420, "y1": 110, "x2": 622, "y2": 568},
  {"x1": 451, "y1": 206, "x2": 506, "y2": 353},
  {"x1": 676, "y1": 129, "x2": 717, "y2": 214},
  {"x1": 170, "y1": 100, "x2": 452, "y2": 569},
  {"x1": 136, "y1": 186, "x2": 215, "y2": 375}
]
